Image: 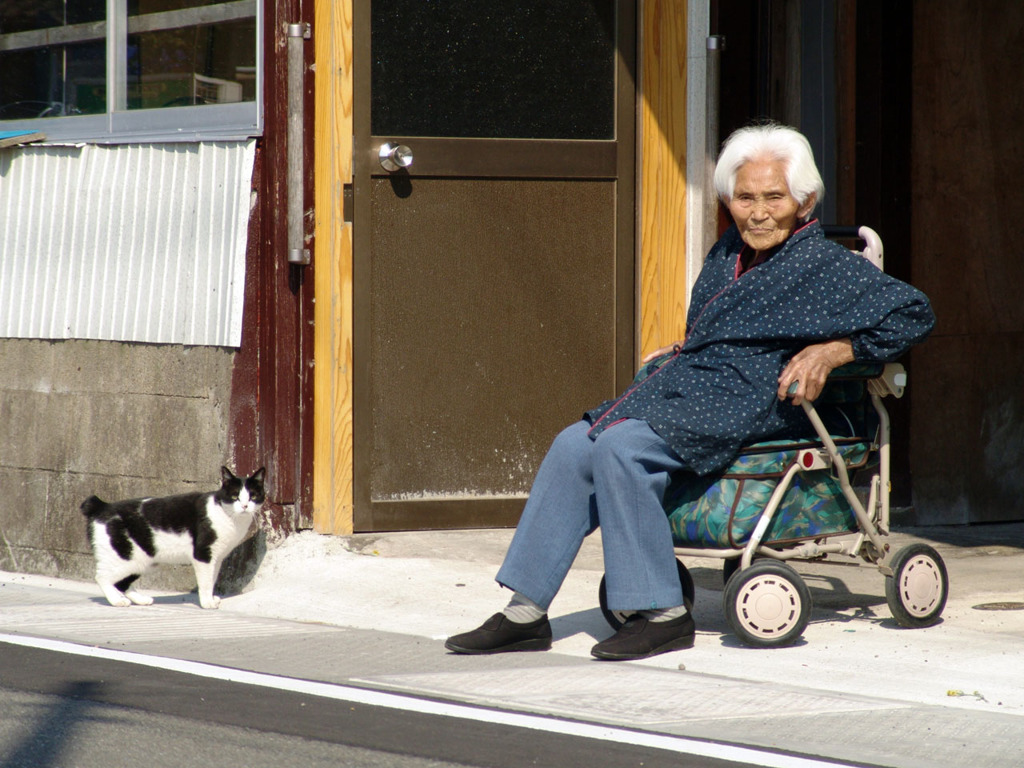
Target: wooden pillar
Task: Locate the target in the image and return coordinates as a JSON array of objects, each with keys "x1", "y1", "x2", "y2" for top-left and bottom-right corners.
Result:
[
  {"x1": 639, "y1": 0, "x2": 690, "y2": 359},
  {"x1": 312, "y1": 0, "x2": 354, "y2": 533}
]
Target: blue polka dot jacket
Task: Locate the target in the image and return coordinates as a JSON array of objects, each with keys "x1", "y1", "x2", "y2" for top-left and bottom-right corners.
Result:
[{"x1": 585, "y1": 220, "x2": 936, "y2": 476}]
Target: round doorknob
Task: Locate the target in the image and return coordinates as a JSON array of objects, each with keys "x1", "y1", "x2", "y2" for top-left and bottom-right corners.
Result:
[{"x1": 379, "y1": 142, "x2": 413, "y2": 172}]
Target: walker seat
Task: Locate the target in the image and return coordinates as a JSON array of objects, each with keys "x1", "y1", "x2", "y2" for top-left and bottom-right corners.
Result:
[
  {"x1": 665, "y1": 361, "x2": 881, "y2": 549},
  {"x1": 665, "y1": 435, "x2": 869, "y2": 549}
]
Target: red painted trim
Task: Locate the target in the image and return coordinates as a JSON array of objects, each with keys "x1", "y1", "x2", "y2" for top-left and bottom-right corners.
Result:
[{"x1": 226, "y1": 0, "x2": 316, "y2": 534}]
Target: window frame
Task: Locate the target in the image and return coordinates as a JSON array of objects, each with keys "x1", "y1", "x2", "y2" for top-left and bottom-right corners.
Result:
[{"x1": 0, "y1": 0, "x2": 263, "y2": 144}]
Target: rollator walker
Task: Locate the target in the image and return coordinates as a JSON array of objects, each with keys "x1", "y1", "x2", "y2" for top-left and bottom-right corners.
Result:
[{"x1": 598, "y1": 226, "x2": 950, "y2": 647}]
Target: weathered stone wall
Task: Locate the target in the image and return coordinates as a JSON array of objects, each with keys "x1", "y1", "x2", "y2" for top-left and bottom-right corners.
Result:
[{"x1": 0, "y1": 338, "x2": 258, "y2": 591}]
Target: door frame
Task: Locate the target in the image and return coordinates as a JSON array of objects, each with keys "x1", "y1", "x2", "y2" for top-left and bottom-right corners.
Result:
[{"x1": 311, "y1": 0, "x2": 695, "y2": 535}]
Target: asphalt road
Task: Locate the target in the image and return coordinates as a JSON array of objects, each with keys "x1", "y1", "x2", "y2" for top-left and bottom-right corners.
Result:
[{"x1": 0, "y1": 642, "x2": 797, "y2": 768}]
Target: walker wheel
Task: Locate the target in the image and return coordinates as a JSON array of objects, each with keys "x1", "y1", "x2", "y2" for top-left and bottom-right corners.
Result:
[
  {"x1": 724, "y1": 560, "x2": 811, "y2": 647},
  {"x1": 884, "y1": 543, "x2": 948, "y2": 628},
  {"x1": 598, "y1": 558, "x2": 694, "y2": 630}
]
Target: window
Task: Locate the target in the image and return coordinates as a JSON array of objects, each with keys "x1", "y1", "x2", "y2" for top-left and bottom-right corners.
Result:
[{"x1": 0, "y1": 0, "x2": 261, "y2": 142}]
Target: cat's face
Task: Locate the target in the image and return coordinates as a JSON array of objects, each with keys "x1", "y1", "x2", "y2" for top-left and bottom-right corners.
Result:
[{"x1": 218, "y1": 466, "x2": 266, "y2": 515}]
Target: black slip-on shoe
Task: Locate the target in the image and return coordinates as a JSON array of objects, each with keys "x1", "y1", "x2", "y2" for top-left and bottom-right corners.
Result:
[
  {"x1": 445, "y1": 613, "x2": 552, "y2": 655},
  {"x1": 590, "y1": 611, "x2": 695, "y2": 661}
]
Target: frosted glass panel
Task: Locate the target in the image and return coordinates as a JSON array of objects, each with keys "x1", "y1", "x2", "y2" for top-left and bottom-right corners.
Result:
[{"x1": 372, "y1": 0, "x2": 615, "y2": 139}]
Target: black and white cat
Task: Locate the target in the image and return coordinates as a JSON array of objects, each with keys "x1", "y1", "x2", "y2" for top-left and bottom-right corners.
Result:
[{"x1": 81, "y1": 466, "x2": 266, "y2": 609}]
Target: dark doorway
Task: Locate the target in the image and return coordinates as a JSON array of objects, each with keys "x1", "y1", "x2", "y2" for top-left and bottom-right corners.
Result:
[{"x1": 711, "y1": 0, "x2": 915, "y2": 503}]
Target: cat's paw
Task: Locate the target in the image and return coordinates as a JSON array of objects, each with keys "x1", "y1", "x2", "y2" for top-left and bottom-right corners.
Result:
[
  {"x1": 199, "y1": 595, "x2": 222, "y2": 610},
  {"x1": 126, "y1": 591, "x2": 154, "y2": 606},
  {"x1": 106, "y1": 595, "x2": 132, "y2": 608}
]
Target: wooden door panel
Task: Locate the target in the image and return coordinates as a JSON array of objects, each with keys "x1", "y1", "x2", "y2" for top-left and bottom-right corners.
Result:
[{"x1": 364, "y1": 179, "x2": 616, "y2": 527}]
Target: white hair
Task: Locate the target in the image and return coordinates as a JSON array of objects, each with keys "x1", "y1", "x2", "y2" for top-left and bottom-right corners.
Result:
[{"x1": 713, "y1": 123, "x2": 825, "y2": 219}]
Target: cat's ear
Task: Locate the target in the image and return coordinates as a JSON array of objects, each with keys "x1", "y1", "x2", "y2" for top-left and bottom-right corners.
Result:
[
  {"x1": 251, "y1": 467, "x2": 266, "y2": 485},
  {"x1": 221, "y1": 466, "x2": 237, "y2": 484}
]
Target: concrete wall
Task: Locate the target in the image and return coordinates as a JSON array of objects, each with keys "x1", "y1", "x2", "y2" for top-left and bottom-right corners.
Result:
[{"x1": 0, "y1": 338, "x2": 261, "y2": 591}]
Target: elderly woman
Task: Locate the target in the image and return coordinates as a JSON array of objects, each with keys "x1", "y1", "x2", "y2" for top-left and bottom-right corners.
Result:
[{"x1": 446, "y1": 123, "x2": 935, "y2": 661}]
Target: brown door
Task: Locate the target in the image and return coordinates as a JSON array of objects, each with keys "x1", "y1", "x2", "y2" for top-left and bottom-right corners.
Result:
[{"x1": 353, "y1": 0, "x2": 636, "y2": 531}]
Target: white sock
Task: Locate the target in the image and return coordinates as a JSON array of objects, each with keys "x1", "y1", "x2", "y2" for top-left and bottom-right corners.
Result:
[
  {"x1": 639, "y1": 604, "x2": 688, "y2": 623},
  {"x1": 502, "y1": 592, "x2": 547, "y2": 624}
]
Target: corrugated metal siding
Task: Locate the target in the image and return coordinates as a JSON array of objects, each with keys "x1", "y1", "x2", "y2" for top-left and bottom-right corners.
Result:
[{"x1": 0, "y1": 140, "x2": 255, "y2": 347}]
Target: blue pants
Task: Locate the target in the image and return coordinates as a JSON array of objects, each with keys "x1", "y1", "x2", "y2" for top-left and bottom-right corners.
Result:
[{"x1": 496, "y1": 419, "x2": 686, "y2": 612}]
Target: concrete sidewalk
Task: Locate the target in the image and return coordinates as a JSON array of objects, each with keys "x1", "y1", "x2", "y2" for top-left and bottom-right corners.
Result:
[{"x1": 3, "y1": 523, "x2": 1024, "y2": 767}]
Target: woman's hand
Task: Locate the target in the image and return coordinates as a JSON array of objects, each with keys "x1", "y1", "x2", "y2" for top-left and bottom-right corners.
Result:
[
  {"x1": 642, "y1": 341, "x2": 685, "y2": 364},
  {"x1": 778, "y1": 338, "x2": 855, "y2": 405}
]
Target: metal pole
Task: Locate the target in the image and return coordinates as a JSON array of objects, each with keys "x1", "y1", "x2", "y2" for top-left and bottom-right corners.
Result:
[
  {"x1": 287, "y1": 22, "x2": 311, "y2": 266},
  {"x1": 704, "y1": 35, "x2": 725, "y2": 256}
]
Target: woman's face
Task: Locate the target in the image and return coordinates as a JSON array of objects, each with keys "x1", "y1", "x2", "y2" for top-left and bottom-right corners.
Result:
[{"x1": 726, "y1": 158, "x2": 816, "y2": 256}]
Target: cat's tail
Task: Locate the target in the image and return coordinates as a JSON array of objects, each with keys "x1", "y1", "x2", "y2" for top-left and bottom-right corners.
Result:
[{"x1": 80, "y1": 496, "x2": 108, "y2": 520}]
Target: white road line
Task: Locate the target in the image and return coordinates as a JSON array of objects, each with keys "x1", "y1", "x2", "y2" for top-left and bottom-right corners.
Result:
[{"x1": 0, "y1": 633, "x2": 861, "y2": 768}]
